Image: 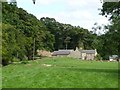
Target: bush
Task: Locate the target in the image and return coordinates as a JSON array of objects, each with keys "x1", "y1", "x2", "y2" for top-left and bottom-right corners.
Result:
[
  {"x1": 95, "y1": 54, "x2": 102, "y2": 60},
  {"x1": 2, "y1": 56, "x2": 13, "y2": 66},
  {"x1": 12, "y1": 57, "x2": 20, "y2": 62},
  {"x1": 21, "y1": 60, "x2": 29, "y2": 64}
]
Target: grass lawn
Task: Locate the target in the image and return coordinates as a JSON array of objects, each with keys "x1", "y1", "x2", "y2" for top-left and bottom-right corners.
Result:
[
  {"x1": 2, "y1": 57, "x2": 119, "y2": 88},
  {"x1": 0, "y1": 67, "x2": 2, "y2": 89}
]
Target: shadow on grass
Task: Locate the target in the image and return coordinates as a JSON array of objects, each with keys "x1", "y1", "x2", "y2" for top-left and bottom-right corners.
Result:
[{"x1": 65, "y1": 67, "x2": 118, "y2": 74}]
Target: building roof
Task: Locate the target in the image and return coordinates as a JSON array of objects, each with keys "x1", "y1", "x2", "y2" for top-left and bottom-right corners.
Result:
[
  {"x1": 52, "y1": 50, "x2": 70, "y2": 56},
  {"x1": 81, "y1": 50, "x2": 95, "y2": 54},
  {"x1": 109, "y1": 55, "x2": 118, "y2": 59},
  {"x1": 52, "y1": 49, "x2": 96, "y2": 56}
]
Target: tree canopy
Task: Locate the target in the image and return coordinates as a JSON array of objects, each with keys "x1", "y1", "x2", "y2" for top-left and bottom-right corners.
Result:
[
  {"x1": 2, "y1": 3, "x2": 55, "y2": 65},
  {"x1": 94, "y1": 2, "x2": 120, "y2": 59}
]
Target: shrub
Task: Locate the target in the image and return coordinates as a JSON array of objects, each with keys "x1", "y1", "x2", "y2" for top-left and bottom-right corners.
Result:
[
  {"x1": 12, "y1": 57, "x2": 20, "y2": 62},
  {"x1": 95, "y1": 54, "x2": 102, "y2": 60},
  {"x1": 21, "y1": 60, "x2": 29, "y2": 64}
]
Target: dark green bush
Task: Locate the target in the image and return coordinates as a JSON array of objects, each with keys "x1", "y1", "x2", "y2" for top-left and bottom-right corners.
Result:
[{"x1": 21, "y1": 60, "x2": 29, "y2": 64}]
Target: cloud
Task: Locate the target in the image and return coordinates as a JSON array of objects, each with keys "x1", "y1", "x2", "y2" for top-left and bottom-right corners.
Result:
[
  {"x1": 36, "y1": 0, "x2": 59, "y2": 5},
  {"x1": 36, "y1": 9, "x2": 109, "y2": 31},
  {"x1": 16, "y1": 0, "x2": 109, "y2": 31},
  {"x1": 66, "y1": 0, "x2": 87, "y2": 8}
]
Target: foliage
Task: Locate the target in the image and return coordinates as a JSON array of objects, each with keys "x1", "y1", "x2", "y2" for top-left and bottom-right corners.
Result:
[
  {"x1": 20, "y1": 60, "x2": 29, "y2": 64},
  {"x1": 92, "y1": 2, "x2": 120, "y2": 59},
  {"x1": 95, "y1": 54, "x2": 102, "y2": 60},
  {"x1": 2, "y1": 3, "x2": 55, "y2": 65},
  {"x1": 2, "y1": 23, "x2": 25, "y2": 65},
  {"x1": 12, "y1": 57, "x2": 20, "y2": 62},
  {"x1": 40, "y1": 17, "x2": 96, "y2": 50},
  {"x1": 81, "y1": 2, "x2": 120, "y2": 60}
]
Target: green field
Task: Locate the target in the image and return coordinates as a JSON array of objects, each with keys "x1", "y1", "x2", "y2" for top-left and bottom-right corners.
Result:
[
  {"x1": 0, "y1": 67, "x2": 2, "y2": 89},
  {"x1": 2, "y1": 57, "x2": 118, "y2": 88}
]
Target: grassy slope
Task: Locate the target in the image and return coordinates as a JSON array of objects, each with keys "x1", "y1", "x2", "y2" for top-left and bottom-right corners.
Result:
[
  {"x1": 2, "y1": 57, "x2": 118, "y2": 88},
  {"x1": 0, "y1": 67, "x2": 2, "y2": 89}
]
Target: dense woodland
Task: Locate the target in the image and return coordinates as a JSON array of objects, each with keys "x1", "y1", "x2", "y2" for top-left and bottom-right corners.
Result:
[{"x1": 1, "y1": 2, "x2": 120, "y2": 65}]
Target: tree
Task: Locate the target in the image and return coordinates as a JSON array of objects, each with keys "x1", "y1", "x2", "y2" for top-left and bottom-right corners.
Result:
[
  {"x1": 2, "y1": 23, "x2": 26, "y2": 65},
  {"x1": 94, "y1": 2, "x2": 120, "y2": 59},
  {"x1": 2, "y1": 3, "x2": 55, "y2": 64},
  {"x1": 32, "y1": 0, "x2": 36, "y2": 4},
  {"x1": 64, "y1": 36, "x2": 71, "y2": 50},
  {"x1": 10, "y1": 0, "x2": 17, "y2": 6}
]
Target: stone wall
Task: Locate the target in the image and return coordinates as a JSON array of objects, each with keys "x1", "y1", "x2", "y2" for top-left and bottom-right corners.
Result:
[
  {"x1": 68, "y1": 50, "x2": 81, "y2": 59},
  {"x1": 86, "y1": 54, "x2": 95, "y2": 60},
  {"x1": 37, "y1": 50, "x2": 52, "y2": 57}
]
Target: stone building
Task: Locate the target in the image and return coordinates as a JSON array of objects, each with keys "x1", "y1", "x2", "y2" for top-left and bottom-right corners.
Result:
[
  {"x1": 81, "y1": 49, "x2": 97, "y2": 60},
  {"x1": 52, "y1": 47, "x2": 97, "y2": 60}
]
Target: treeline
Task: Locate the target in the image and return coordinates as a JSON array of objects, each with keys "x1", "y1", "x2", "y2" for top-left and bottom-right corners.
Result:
[
  {"x1": 2, "y1": 3, "x2": 55, "y2": 65},
  {"x1": 2, "y1": 2, "x2": 120, "y2": 65},
  {"x1": 2, "y1": 3, "x2": 97, "y2": 65}
]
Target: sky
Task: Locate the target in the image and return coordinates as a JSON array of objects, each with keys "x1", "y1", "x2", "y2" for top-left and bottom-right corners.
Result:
[{"x1": 7, "y1": 0, "x2": 109, "y2": 33}]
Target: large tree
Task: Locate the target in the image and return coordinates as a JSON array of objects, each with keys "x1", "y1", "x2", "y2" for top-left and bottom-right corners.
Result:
[
  {"x1": 94, "y1": 2, "x2": 120, "y2": 59},
  {"x1": 2, "y1": 3, "x2": 55, "y2": 65}
]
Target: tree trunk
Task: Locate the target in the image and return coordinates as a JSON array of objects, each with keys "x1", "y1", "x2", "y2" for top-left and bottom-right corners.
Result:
[
  {"x1": 66, "y1": 43, "x2": 67, "y2": 50},
  {"x1": 26, "y1": 50, "x2": 33, "y2": 60},
  {"x1": 27, "y1": 54, "x2": 33, "y2": 60}
]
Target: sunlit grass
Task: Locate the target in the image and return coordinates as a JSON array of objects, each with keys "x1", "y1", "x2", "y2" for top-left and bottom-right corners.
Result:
[
  {"x1": 2, "y1": 57, "x2": 118, "y2": 88},
  {"x1": 0, "y1": 67, "x2": 2, "y2": 89}
]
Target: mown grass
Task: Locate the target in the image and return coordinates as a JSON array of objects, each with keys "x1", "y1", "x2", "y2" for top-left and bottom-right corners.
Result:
[
  {"x1": 0, "y1": 67, "x2": 2, "y2": 89},
  {"x1": 2, "y1": 57, "x2": 118, "y2": 88}
]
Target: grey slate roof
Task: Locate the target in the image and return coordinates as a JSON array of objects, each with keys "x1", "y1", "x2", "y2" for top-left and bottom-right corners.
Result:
[
  {"x1": 81, "y1": 50, "x2": 95, "y2": 54},
  {"x1": 52, "y1": 49, "x2": 96, "y2": 56},
  {"x1": 109, "y1": 55, "x2": 118, "y2": 59},
  {"x1": 52, "y1": 50, "x2": 70, "y2": 56}
]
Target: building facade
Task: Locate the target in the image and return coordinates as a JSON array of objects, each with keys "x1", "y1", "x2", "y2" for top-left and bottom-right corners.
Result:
[{"x1": 52, "y1": 47, "x2": 97, "y2": 60}]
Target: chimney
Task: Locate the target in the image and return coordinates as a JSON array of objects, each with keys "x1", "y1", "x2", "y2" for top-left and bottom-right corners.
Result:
[{"x1": 75, "y1": 47, "x2": 79, "y2": 51}]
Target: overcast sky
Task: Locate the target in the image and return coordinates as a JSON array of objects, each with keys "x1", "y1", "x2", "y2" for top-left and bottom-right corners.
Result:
[{"x1": 8, "y1": 0, "x2": 109, "y2": 32}]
